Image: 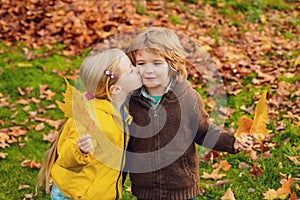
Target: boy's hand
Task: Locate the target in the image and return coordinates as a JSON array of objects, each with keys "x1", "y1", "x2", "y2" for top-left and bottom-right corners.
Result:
[
  {"x1": 234, "y1": 136, "x2": 253, "y2": 151},
  {"x1": 77, "y1": 134, "x2": 94, "y2": 154}
]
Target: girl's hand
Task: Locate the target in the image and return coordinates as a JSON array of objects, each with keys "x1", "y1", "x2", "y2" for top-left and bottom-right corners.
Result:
[
  {"x1": 234, "y1": 136, "x2": 253, "y2": 151},
  {"x1": 77, "y1": 134, "x2": 94, "y2": 154}
]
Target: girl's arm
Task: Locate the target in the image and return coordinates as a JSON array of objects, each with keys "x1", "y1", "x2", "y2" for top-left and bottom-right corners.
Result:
[{"x1": 55, "y1": 119, "x2": 93, "y2": 171}]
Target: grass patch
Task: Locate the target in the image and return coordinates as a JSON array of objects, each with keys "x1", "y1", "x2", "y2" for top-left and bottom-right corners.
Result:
[{"x1": 0, "y1": 26, "x2": 299, "y2": 200}]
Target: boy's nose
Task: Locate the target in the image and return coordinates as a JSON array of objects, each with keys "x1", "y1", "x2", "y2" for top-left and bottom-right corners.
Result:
[{"x1": 143, "y1": 64, "x2": 154, "y2": 73}]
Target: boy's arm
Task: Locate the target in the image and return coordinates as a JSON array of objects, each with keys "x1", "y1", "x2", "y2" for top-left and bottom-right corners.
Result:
[{"x1": 193, "y1": 93, "x2": 237, "y2": 154}]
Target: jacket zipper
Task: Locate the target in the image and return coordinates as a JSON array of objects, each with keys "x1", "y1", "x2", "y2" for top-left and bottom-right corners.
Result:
[
  {"x1": 153, "y1": 108, "x2": 161, "y2": 199},
  {"x1": 115, "y1": 112, "x2": 127, "y2": 200}
]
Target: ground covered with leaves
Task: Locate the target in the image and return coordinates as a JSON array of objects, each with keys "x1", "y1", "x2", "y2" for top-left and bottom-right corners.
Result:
[{"x1": 0, "y1": 0, "x2": 299, "y2": 199}]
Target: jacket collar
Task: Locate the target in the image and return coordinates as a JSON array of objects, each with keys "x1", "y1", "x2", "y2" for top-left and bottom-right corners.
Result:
[
  {"x1": 133, "y1": 72, "x2": 191, "y2": 103},
  {"x1": 93, "y1": 99, "x2": 133, "y2": 125}
]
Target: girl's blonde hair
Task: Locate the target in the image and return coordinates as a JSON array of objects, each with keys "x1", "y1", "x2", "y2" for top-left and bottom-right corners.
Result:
[
  {"x1": 127, "y1": 27, "x2": 187, "y2": 79},
  {"x1": 80, "y1": 48, "x2": 126, "y2": 100},
  {"x1": 36, "y1": 48, "x2": 125, "y2": 194}
]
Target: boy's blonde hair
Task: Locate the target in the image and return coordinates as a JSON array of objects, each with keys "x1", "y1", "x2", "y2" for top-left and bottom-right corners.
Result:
[
  {"x1": 36, "y1": 48, "x2": 125, "y2": 194},
  {"x1": 127, "y1": 27, "x2": 187, "y2": 79}
]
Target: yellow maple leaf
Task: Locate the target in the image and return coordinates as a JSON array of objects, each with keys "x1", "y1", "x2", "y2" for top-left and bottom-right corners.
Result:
[
  {"x1": 55, "y1": 78, "x2": 98, "y2": 135},
  {"x1": 55, "y1": 78, "x2": 74, "y2": 118},
  {"x1": 234, "y1": 116, "x2": 253, "y2": 143},
  {"x1": 234, "y1": 91, "x2": 272, "y2": 142},
  {"x1": 263, "y1": 177, "x2": 294, "y2": 200}
]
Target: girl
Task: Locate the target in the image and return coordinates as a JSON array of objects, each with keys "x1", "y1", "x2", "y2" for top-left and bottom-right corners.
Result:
[
  {"x1": 36, "y1": 48, "x2": 142, "y2": 200},
  {"x1": 124, "y1": 28, "x2": 252, "y2": 200}
]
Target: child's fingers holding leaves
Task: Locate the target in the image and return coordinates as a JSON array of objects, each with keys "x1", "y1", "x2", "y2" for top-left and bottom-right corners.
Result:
[{"x1": 77, "y1": 134, "x2": 93, "y2": 153}]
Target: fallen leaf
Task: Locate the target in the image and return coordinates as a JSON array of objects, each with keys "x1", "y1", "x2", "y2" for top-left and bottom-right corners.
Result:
[
  {"x1": 18, "y1": 185, "x2": 30, "y2": 190},
  {"x1": 202, "y1": 168, "x2": 226, "y2": 180},
  {"x1": 43, "y1": 130, "x2": 58, "y2": 143},
  {"x1": 249, "y1": 164, "x2": 263, "y2": 177},
  {"x1": 0, "y1": 152, "x2": 8, "y2": 159},
  {"x1": 285, "y1": 155, "x2": 300, "y2": 165},
  {"x1": 277, "y1": 178, "x2": 293, "y2": 199},
  {"x1": 263, "y1": 189, "x2": 278, "y2": 200},
  {"x1": 35, "y1": 123, "x2": 45, "y2": 131},
  {"x1": 263, "y1": 177, "x2": 294, "y2": 200},
  {"x1": 18, "y1": 87, "x2": 26, "y2": 96},
  {"x1": 290, "y1": 191, "x2": 299, "y2": 200},
  {"x1": 20, "y1": 159, "x2": 41, "y2": 169},
  {"x1": 23, "y1": 193, "x2": 37, "y2": 199},
  {"x1": 212, "y1": 160, "x2": 232, "y2": 171},
  {"x1": 206, "y1": 180, "x2": 230, "y2": 188},
  {"x1": 221, "y1": 188, "x2": 235, "y2": 200}
]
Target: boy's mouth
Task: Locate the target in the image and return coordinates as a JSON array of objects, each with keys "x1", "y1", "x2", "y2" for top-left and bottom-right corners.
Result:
[{"x1": 144, "y1": 77, "x2": 156, "y2": 80}]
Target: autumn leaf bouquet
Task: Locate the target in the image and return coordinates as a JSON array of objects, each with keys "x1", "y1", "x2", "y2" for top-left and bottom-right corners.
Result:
[
  {"x1": 55, "y1": 79, "x2": 99, "y2": 136},
  {"x1": 234, "y1": 91, "x2": 272, "y2": 151}
]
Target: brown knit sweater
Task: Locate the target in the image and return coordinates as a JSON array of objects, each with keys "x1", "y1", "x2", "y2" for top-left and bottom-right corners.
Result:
[{"x1": 125, "y1": 74, "x2": 237, "y2": 200}]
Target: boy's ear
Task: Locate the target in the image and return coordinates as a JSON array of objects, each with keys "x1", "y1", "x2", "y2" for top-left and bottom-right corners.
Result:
[{"x1": 109, "y1": 85, "x2": 122, "y2": 95}]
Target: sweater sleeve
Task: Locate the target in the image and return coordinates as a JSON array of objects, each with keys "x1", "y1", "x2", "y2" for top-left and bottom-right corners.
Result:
[
  {"x1": 193, "y1": 93, "x2": 237, "y2": 154},
  {"x1": 55, "y1": 119, "x2": 93, "y2": 172}
]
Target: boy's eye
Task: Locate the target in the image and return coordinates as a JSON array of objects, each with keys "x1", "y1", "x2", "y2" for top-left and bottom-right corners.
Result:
[
  {"x1": 154, "y1": 62, "x2": 162, "y2": 65},
  {"x1": 136, "y1": 62, "x2": 145, "y2": 66}
]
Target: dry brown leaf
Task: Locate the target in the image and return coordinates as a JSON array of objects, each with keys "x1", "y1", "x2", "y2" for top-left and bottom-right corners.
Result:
[
  {"x1": 285, "y1": 155, "x2": 300, "y2": 165},
  {"x1": 221, "y1": 188, "x2": 236, "y2": 200},
  {"x1": 263, "y1": 189, "x2": 278, "y2": 200},
  {"x1": 20, "y1": 159, "x2": 41, "y2": 169},
  {"x1": 18, "y1": 185, "x2": 30, "y2": 190},
  {"x1": 202, "y1": 168, "x2": 226, "y2": 180},
  {"x1": 35, "y1": 123, "x2": 45, "y2": 131},
  {"x1": 249, "y1": 164, "x2": 263, "y2": 177},
  {"x1": 43, "y1": 130, "x2": 58, "y2": 143},
  {"x1": 18, "y1": 87, "x2": 26, "y2": 96},
  {"x1": 206, "y1": 180, "x2": 230, "y2": 188},
  {"x1": 263, "y1": 177, "x2": 294, "y2": 200},
  {"x1": 0, "y1": 152, "x2": 8, "y2": 159},
  {"x1": 277, "y1": 178, "x2": 293, "y2": 199}
]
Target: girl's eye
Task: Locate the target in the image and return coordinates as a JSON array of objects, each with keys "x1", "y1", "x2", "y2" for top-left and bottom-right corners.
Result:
[
  {"x1": 136, "y1": 62, "x2": 145, "y2": 66},
  {"x1": 154, "y1": 62, "x2": 162, "y2": 65}
]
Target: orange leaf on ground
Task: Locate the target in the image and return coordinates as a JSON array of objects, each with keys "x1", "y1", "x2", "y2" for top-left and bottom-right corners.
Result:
[
  {"x1": 202, "y1": 168, "x2": 226, "y2": 180},
  {"x1": 277, "y1": 178, "x2": 293, "y2": 199},
  {"x1": 263, "y1": 177, "x2": 294, "y2": 200},
  {"x1": 285, "y1": 155, "x2": 300, "y2": 165},
  {"x1": 20, "y1": 159, "x2": 41, "y2": 169},
  {"x1": 263, "y1": 189, "x2": 278, "y2": 200},
  {"x1": 0, "y1": 152, "x2": 8, "y2": 159},
  {"x1": 43, "y1": 130, "x2": 58, "y2": 143},
  {"x1": 0, "y1": 132, "x2": 10, "y2": 149},
  {"x1": 221, "y1": 188, "x2": 236, "y2": 200},
  {"x1": 18, "y1": 185, "x2": 30, "y2": 190},
  {"x1": 212, "y1": 160, "x2": 232, "y2": 171},
  {"x1": 35, "y1": 123, "x2": 45, "y2": 131}
]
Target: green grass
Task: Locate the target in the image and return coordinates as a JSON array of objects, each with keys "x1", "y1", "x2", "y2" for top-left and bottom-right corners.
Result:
[
  {"x1": 1, "y1": 42, "x2": 299, "y2": 199},
  {"x1": 0, "y1": 6, "x2": 300, "y2": 197}
]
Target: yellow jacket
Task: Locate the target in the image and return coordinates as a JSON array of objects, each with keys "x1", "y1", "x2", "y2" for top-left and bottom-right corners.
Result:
[{"x1": 51, "y1": 99, "x2": 131, "y2": 200}]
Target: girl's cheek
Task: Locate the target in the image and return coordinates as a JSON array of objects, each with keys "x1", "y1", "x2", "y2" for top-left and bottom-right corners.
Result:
[{"x1": 137, "y1": 67, "x2": 142, "y2": 75}]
